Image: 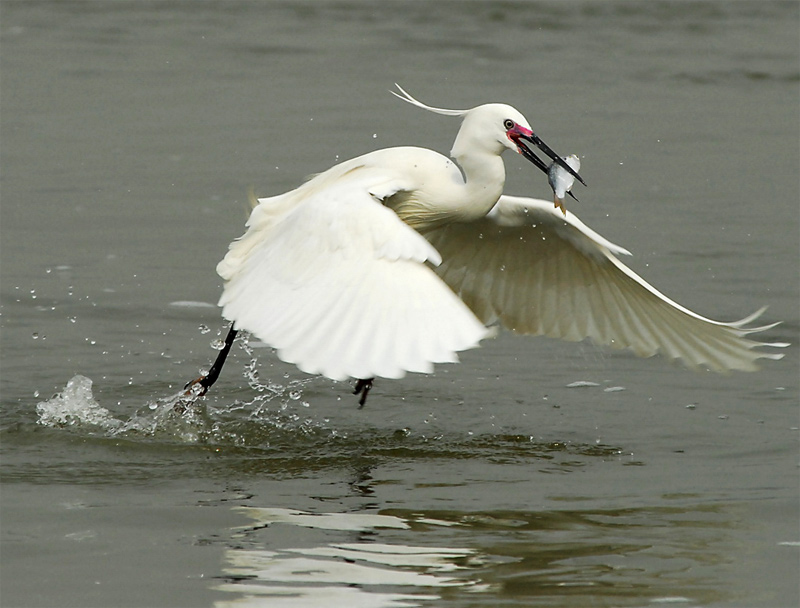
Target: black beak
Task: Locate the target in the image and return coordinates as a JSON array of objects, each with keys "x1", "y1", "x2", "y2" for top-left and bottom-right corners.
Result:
[{"x1": 517, "y1": 133, "x2": 587, "y2": 187}]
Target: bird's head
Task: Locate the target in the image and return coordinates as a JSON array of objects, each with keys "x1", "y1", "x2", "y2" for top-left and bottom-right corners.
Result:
[
  {"x1": 391, "y1": 84, "x2": 585, "y2": 187},
  {"x1": 457, "y1": 103, "x2": 531, "y2": 156}
]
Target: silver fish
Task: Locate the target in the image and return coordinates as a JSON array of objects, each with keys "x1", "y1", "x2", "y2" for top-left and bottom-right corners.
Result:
[{"x1": 547, "y1": 154, "x2": 581, "y2": 215}]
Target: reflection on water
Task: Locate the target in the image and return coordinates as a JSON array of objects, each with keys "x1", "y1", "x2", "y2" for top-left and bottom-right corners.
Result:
[
  {"x1": 216, "y1": 507, "x2": 486, "y2": 608},
  {"x1": 234, "y1": 507, "x2": 413, "y2": 531},
  {"x1": 214, "y1": 503, "x2": 731, "y2": 607},
  {"x1": 216, "y1": 585, "x2": 435, "y2": 608}
]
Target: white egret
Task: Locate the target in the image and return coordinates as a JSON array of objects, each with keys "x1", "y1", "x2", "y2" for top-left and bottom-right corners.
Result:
[{"x1": 186, "y1": 85, "x2": 786, "y2": 406}]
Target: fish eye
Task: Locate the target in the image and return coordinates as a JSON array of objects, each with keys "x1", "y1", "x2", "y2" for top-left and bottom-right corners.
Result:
[{"x1": 503, "y1": 119, "x2": 515, "y2": 130}]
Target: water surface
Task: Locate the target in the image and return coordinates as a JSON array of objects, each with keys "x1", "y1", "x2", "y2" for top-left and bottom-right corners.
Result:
[{"x1": 1, "y1": 2, "x2": 798, "y2": 607}]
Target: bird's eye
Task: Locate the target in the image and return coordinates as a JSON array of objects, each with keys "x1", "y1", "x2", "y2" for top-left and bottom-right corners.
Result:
[{"x1": 503, "y1": 119, "x2": 515, "y2": 130}]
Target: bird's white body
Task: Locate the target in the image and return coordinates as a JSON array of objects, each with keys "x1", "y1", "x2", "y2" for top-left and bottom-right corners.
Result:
[{"x1": 215, "y1": 87, "x2": 785, "y2": 386}]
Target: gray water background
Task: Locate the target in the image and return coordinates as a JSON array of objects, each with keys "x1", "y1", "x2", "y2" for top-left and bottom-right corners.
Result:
[{"x1": 1, "y1": 1, "x2": 798, "y2": 607}]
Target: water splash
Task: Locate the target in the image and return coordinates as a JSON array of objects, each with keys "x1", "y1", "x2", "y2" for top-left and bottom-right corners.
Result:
[
  {"x1": 34, "y1": 358, "x2": 320, "y2": 446},
  {"x1": 237, "y1": 332, "x2": 315, "y2": 408},
  {"x1": 36, "y1": 375, "x2": 122, "y2": 431}
]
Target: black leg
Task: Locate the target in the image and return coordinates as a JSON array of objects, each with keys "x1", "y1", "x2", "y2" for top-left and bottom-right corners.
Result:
[
  {"x1": 184, "y1": 326, "x2": 239, "y2": 396},
  {"x1": 353, "y1": 378, "x2": 374, "y2": 408}
]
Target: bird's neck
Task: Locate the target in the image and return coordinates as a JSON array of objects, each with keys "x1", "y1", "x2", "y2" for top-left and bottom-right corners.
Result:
[{"x1": 453, "y1": 151, "x2": 506, "y2": 220}]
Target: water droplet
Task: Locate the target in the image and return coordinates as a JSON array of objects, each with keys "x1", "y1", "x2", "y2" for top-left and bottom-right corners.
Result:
[
  {"x1": 289, "y1": 390, "x2": 301, "y2": 400},
  {"x1": 210, "y1": 338, "x2": 225, "y2": 350},
  {"x1": 69, "y1": 316, "x2": 77, "y2": 323},
  {"x1": 198, "y1": 324, "x2": 210, "y2": 334},
  {"x1": 372, "y1": 133, "x2": 377, "y2": 139},
  {"x1": 32, "y1": 332, "x2": 39, "y2": 340}
]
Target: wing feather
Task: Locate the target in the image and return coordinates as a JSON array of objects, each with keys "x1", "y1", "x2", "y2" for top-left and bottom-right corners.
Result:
[
  {"x1": 423, "y1": 196, "x2": 786, "y2": 372},
  {"x1": 217, "y1": 170, "x2": 489, "y2": 381}
]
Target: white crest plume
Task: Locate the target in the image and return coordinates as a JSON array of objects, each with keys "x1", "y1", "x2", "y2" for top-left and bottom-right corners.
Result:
[{"x1": 391, "y1": 84, "x2": 467, "y2": 117}]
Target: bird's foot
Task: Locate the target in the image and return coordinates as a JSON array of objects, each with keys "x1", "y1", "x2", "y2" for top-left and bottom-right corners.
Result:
[
  {"x1": 170, "y1": 376, "x2": 210, "y2": 414},
  {"x1": 183, "y1": 376, "x2": 210, "y2": 397},
  {"x1": 353, "y1": 378, "x2": 374, "y2": 408}
]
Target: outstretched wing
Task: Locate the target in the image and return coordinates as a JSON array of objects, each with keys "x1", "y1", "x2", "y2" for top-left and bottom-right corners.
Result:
[
  {"x1": 216, "y1": 169, "x2": 489, "y2": 381},
  {"x1": 422, "y1": 195, "x2": 786, "y2": 372}
]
